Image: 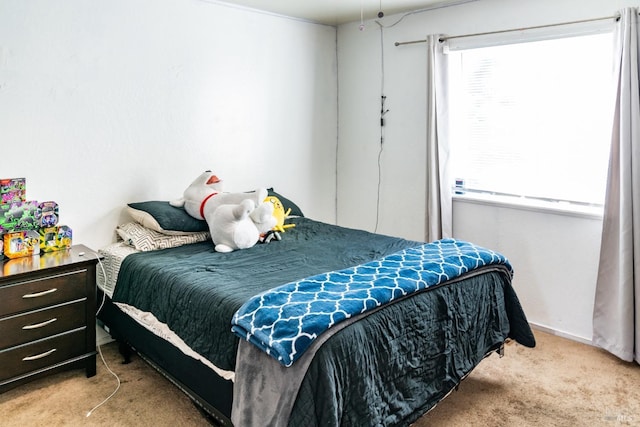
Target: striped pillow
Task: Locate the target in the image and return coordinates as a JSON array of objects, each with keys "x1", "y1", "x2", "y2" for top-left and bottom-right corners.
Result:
[{"x1": 116, "y1": 222, "x2": 210, "y2": 252}]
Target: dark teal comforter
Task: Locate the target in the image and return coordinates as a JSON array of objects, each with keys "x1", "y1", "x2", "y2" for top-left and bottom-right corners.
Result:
[
  {"x1": 112, "y1": 217, "x2": 422, "y2": 371},
  {"x1": 289, "y1": 269, "x2": 533, "y2": 426},
  {"x1": 112, "y1": 217, "x2": 535, "y2": 426}
]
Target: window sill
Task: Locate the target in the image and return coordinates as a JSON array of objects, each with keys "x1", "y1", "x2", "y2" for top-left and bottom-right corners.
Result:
[{"x1": 452, "y1": 192, "x2": 604, "y2": 220}]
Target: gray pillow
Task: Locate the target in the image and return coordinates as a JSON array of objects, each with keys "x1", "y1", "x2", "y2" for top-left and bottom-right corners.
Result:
[{"x1": 127, "y1": 201, "x2": 208, "y2": 235}]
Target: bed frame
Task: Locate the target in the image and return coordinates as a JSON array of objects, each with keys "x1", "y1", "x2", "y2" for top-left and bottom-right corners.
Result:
[
  {"x1": 95, "y1": 216, "x2": 535, "y2": 426},
  {"x1": 97, "y1": 288, "x2": 233, "y2": 426},
  {"x1": 98, "y1": 278, "x2": 527, "y2": 427}
]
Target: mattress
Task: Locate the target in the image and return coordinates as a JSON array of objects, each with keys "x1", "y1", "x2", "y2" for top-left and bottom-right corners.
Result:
[
  {"x1": 97, "y1": 243, "x2": 234, "y2": 380},
  {"x1": 109, "y1": 217, "x2": 423, "y2": 372}
]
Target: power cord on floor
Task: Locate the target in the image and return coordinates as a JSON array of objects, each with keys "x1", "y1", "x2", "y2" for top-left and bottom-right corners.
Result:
[
  {"x1": 82, "y1": 249, "x2": 122, "y2": 417},
  {"x1": 86, "y1": 344, "x2": 121, "y2": 417}
]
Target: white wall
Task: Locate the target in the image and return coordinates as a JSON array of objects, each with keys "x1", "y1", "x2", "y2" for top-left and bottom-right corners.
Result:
[
  {"x1": 453, "y1": 199, "x2": 604, "y2": 343},
  {"x1": 337, "y1": 0, "x2": 640, "y2": 343},
  {"x1": 3, "y1": 0, "x2": 636, "y2": 344},
  {"x1": 0, "y1": 0, "x2": 338, "y2": 250}
]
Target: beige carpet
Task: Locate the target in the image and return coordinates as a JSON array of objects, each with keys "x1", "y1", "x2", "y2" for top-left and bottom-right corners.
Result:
[
  {"x1": 1, "y1": 330, "x2": 638, "y2": 426},
  {"x1": 414, "y1": 331, "x2": 640, "y2": 427}
]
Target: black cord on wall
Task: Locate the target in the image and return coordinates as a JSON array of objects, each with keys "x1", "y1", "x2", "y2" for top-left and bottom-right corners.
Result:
[
  {"x1": 374, "y1": 22, "x2": 387, "y2": 233},
  {"x1": 370, "y1": 0, "x2": 479, "y2": 233}
]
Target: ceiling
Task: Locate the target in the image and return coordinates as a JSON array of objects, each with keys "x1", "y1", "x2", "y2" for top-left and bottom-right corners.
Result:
[{"x1": 218, "y1": 0, "x2": 472, "y2": 26}]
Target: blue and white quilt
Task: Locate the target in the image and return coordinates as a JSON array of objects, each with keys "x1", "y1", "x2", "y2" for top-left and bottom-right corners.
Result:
[{"x1": 231, "y1": 238, "x2": 512, "y2": 367}]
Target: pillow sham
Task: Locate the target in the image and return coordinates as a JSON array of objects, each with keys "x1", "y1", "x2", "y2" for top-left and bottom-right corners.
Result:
[
  {"x1": 117, "y1": 222, "x2": 210, "y2": 252},
  {"x1": 267, "y1": 188, "x2": 304, "y2": 217},
  {"x1": 127, "y1": 201, "x2": 208, "y2": 235}
]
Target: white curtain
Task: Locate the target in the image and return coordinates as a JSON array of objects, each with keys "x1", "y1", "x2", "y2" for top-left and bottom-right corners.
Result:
[
  {"x1": 593, "y1": 7, "x2": 640, "y2": 364},
  {"x1": 425, "y1": 35, "x2": 452, "y2": 242}
]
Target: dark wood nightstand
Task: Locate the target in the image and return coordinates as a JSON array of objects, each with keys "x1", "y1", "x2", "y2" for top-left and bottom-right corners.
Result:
[{"x1": 0, "y1": 245, "x2": 100, "y2": 393}]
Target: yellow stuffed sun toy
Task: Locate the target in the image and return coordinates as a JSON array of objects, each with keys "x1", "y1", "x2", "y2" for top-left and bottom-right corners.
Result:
[
  {"x1": 265, "y1": 196, "x2": 295, "y2": 233},
  {"x1": 259, "y1": 196, "x2": 296, "y2": 243}
]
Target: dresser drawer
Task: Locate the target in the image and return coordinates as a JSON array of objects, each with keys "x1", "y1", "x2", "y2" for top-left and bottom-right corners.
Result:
[
  {"x1": 0, "y1": 269, "x2": 88, "y2": 317},
  {"x1": 0, "y1": 300, "x2": 86, "y2": 349},
  {"x1": 0, "y1": 328, "x2": 87, "y2": 382}
]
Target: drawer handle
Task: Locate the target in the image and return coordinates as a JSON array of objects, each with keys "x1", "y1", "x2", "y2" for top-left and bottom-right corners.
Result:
[
  {"x1": 22, "y1": 348, "x2": 57, "y2": 361},
  {"x1": 22, "y1": 318, "x2": 58, "y2": 330},
  {"x1": 22, "y1": 288, "x2": 58, "y2": 299}
]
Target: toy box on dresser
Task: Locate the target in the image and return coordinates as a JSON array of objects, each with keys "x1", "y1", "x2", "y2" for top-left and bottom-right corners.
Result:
[{"x1": 0, "y1": 177, "x2": 100, "y2": 392}]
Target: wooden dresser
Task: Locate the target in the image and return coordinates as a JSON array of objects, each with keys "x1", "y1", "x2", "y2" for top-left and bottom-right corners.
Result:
[{"x1": 0, "y1": 245, "x2": 99, "y2": 392}]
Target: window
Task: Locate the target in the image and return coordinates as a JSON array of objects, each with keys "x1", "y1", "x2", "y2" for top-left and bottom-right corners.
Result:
[{"x1": 448, "y1": 30, "x2": 615, "y2": 206}]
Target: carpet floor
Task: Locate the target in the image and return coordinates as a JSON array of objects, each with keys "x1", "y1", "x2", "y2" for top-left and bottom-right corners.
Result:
[{"x1": 0, "y1": 330, "x2": 638, "y2": 426}]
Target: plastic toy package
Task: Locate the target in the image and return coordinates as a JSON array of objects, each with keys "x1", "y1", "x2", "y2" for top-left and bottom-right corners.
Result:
[
  {"x1": 0, "y1": 178, "x2": 26, "y2": 204},
  {"x1": 39, "y1": 225, "x2": 72, "y2": 253},
  {"x1": 37, "y1": 201, "x2": 59, "y2": 228},
  {"x1": 3, "y1": 230, "x2": 41, "y2": 259},
  {"x1": 0, "y1": 201, "x2": 40, "y2": 234},
  {"x1": 0, "y1": 177, "x2": 71, "y2": 260}
]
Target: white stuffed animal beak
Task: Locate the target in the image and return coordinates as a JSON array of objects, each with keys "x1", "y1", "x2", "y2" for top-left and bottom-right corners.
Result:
[{"x1": 207, "y1": 175, "x2": 221, "y2": 185}]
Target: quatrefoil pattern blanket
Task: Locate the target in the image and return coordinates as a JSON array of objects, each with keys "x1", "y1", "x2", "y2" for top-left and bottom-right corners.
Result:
[{"x1": 231, "y1": 238, "x2": 512, "y2": 367}]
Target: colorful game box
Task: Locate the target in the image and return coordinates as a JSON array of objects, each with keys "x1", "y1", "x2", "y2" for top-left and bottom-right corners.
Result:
[
  {"x1": 39, "y1": 225, "x2": 72, "y2": 252},
  {"x1": 3, "y1": 230, "x2": 41, "y2": 259},
  {"x1": 0, "y1": 200, "x2": 40, "y2": 234},
  {"x1": 0, "y1": 178, "x2": 26, "y2": 204},
  {"x1": 37, "y1": 201, "x2": 59, "y2": 227}
]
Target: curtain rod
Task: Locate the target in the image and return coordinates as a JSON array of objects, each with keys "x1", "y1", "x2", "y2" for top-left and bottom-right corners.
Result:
[{"x1": 394, "y1": 14, "x2": 618, "y2": 47}]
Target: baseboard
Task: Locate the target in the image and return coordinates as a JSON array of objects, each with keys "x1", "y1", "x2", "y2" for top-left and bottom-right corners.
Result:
[{"x1": 528, "y1": 322, "x2": 594, "y2": 347}]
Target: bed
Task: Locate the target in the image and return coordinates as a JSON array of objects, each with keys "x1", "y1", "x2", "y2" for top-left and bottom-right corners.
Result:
[{"x1": 96, "y1": 195, "x2": 535, "y2": 427}]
